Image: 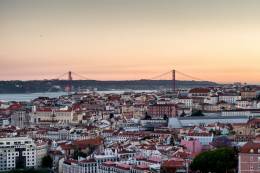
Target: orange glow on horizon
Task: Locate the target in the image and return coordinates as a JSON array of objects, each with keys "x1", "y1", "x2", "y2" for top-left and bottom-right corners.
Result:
[{"x1": 1, "y1": 0, "x2": 260, "y2": 84}]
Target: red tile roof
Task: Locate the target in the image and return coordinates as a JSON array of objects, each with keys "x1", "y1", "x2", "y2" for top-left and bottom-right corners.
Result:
[
  {"x1": 189, "y1": 88, "x2": 210, "y2": 93},
  {"x1": 132, "y1": 164, "x2": 149, "y2": 171},
  {"x1": 102, "y1": 161, "x2": 116, "y2": 167},
  {"x1": 115, "y1": 163, "x2": 131, "y2": 170},
  {"x1": 240, "y1": 141, "x2": 260, "y2": 154},
  {"x1": 162, "y1": 158, "x2": 184, "y2": 169},
  {"x1": 80, "y1": 159, "x2": 96, "y2": 163},
  {"x1": 72, "y1": 137, "x2": 103, "y2": 149}
]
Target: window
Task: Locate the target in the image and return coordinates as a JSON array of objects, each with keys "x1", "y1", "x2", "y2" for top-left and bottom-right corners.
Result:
[{"x1": 250, "y1": 156, "x2": 254, "y2": 161}]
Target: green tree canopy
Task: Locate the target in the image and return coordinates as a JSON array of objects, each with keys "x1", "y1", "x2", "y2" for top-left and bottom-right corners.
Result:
[
  {"x1": 73, "y1": 149, "x2": 88, "y2": 159},
  {"x1": 41, "y1": 155, "x2": 53, "y2": 169},
  {"x1": 190, "y1": 147, "x2": 237, "y2": 173},
  {"x1": 191, "y1": 110, "x2": 204, "y2": 116},
  {"x1": 7, "y1": 168, "x2": 50, "y2": 173}
]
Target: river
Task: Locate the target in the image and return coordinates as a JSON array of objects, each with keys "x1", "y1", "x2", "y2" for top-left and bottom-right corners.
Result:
[{"x1": 0, "y1": 90, "x2": 156, "y2": 102}]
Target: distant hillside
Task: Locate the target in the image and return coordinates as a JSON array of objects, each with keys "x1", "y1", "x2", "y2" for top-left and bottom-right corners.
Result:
[{"x1": 0, "y1": 80, "x2": 219, "y2": 93}]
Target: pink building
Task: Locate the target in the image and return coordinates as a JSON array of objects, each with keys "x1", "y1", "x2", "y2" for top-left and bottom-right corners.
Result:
[
  {"x1": 180, "y1": 139, "x2": 202, "y2": 156},
  {"x1": 188, "y1": 88, "x2": 210, "y2": 98},
  {"x1": 239, "y1": 141, "x2": 260, "y2": 173},
  {"x1": 147, "y1": 103, "x2": 177, "y2": 118}
]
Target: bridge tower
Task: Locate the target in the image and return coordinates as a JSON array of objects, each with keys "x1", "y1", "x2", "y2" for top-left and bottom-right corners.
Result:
[
  {"x1": 65, "y1": 71, "x2": 73, "y2": 93},
  {"x1": 172, "y1": 69, "x2": 176, "y2": 92}
]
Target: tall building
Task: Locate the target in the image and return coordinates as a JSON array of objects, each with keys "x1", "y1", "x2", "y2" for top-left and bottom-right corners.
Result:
[
  {"x1": 11, "y1": 110, "x2": 30, "y2": 128},
  {"x1": 35, "y1": 141, "x2": 48, "y2": 168},
  {"x1": 147, "y1": 103, "x2": 177, "y2": 118},
  {"x1": 0, "y1": 137, "x2": 37, "y2": 172},
  {"x1": 239, "y1": 140, "x2": 260, "y2": 173},
  {"x1": 241, "y1": 89, "x2": 257, "y2": 100}
]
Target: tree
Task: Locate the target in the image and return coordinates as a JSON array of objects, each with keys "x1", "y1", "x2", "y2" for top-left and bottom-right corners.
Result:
[
  {"x1": 144, "y1": 112, "x2": 151, "y2": 120},
  {"x1": 211, "y1": 136, "x2": 232, "y2": 148},
  {"x1": 180, "y1": 110, "x2": 186, "y2": 117},
  {"x1": 7, "y1": 168, "x2": 50, "y2": 173},
  {"x1": 191, "y1": 110, "x2": 204, "y2": 116},
  {"x1": 163, "y1": 114, "x2": 168, "y2": 121},
  {"x1": 41, "y1": 155, "x2": 53, "y2": 169},
  {"x1": 169, "y1": 135, "x2": 175, "y2": 145},
  {"x1": 141, "y1": 136, "x2": 152, "y2": 140},
  {"x1": 190, "y1": 147, "x2": 237, "y2": 173},
  {"x1": 109, "y1": 113, "x2": 114, "y2": 119},
  {"x1": 73, "y1": 149, "x2": 88, "y2": 159},
  {"x1": 256, "y1": 95, "x2": 260, "y2": 101},
  {"x1": 160, "y1": 166, "x2": 177, "y2": 173}
]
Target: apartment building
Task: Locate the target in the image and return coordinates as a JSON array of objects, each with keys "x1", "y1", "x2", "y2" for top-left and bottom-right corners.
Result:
[
  {"x1": 0, "y1": 137, "x2": 36, "y2": 172},
  {"x1": 239, "y1": 141, "x2": 260, "y2": 173}
]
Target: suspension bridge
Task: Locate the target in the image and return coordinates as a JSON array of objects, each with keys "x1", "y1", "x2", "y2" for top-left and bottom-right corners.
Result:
[{"x1": 52, "y1": 69, "x2": 206, "y2": 93}]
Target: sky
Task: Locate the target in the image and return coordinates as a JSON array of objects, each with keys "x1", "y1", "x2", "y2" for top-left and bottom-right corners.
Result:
[{"x1": 1, "y1": 0, "x2": 260, "y2": 83}]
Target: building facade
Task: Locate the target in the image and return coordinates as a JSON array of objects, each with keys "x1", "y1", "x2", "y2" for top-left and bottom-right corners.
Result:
[
  {"x1": 239, "y1": 141, "x2": 260, "y2": 173},
  {"x1": 147, "y1": 104, "x2": 177, "y2": 118},
  {"x1": 11, "y1": 110, "x2": 30, "y2": 128},
  {"x1": 0, "y1": 137, "x2": 37, "y2": 172}
]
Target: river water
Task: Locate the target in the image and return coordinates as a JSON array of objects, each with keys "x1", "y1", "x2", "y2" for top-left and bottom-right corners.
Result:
[{"x1": 0, "y1": 90, "x2": 156, "y2": 102}]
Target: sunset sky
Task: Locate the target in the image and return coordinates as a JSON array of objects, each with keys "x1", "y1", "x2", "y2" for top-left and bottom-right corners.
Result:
[{"x1": 1, "y1": 0, "x2": 260, "y2": 83}]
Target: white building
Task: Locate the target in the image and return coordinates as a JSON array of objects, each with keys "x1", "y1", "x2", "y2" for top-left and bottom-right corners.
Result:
[
  {"x1": 62, "y1": 149, "x2": 118, "y2": 173},
  {"x1": 219, "y1": 94, "x2": 241, "y2": 104},
  {"x1": 204, "y1": 96, "x2": 218, "y2": 105},
  {"x1": 184, "y1": 133, "x2": 214, "y2": 146},
  {"x1": 35, "y1": 129, "x2": 92, "y2": 141},
  {"x1": 177, "y1": 97, "x2": 193, "y2": 108},
  {"x1": 0, "y1": 137, "x2": 37, "y2": 172},
  {"x1": 62, "y1": 159, "x2": 97, "y2": 173},
  {"x1": 0, "y1": 118, "x2": 10, "y2": 127},
  {"x1": 35, "y1": 141, "x2": 48, "y2": 168},
  {"x1": 31, "y1": 109, "x2": 74, "y2": 125},
  {"x1": 11, "y1": 110, "x2": 30, "y2": 128},
  {"x1": 221, "y1": 110, "x2": 251, "y2": 117},
  {"x1": 94, "y1": 149, "x2": 118, "y2": 164},
  {"x1": 168, "y1": 116, "x2": 249, "y2": 128},
  {"x1": 236, "y1": 100, "x2": 251, "y2": 109}
]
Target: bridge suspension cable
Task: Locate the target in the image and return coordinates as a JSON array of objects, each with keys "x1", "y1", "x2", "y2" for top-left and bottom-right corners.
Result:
[
  {"x1": 148, "y1": 70, "x2": 172, "y2": 80},
  {"x1": 53, "y1": 69, "x2": 206, "y2": 81},
  {"x1": 175, "y1": 70, "x2": 205, "y2": 81},
  {"x1": 147, "y1": 70, "x2": 205, "y2": 81},
  {"x1": 54, "y1": 72, "x2": 69, "y2": 80},
  {"x1": 71, "y1": 71, "x2": 95, "y2": 81},
  {"x1": 49, "y1": 69, "x2": 207, "y2": 93}
]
